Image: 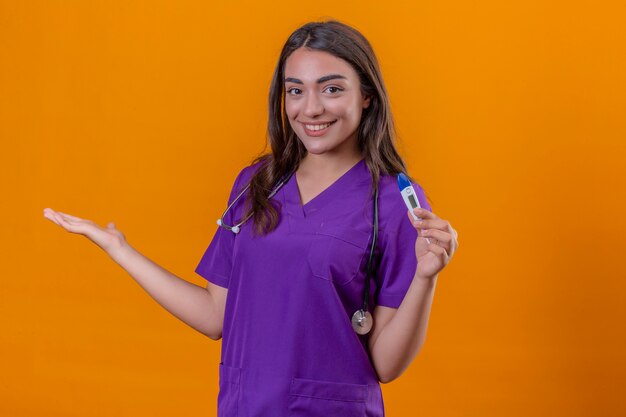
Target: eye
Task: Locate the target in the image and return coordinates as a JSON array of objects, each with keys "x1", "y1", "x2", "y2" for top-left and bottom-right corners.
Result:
[
  {"x1": 286, "y1": 87, "x2": 302, "y2": 95},
  {"x1": 325, "y1": 86, "x2": 343, "y2": 94}
]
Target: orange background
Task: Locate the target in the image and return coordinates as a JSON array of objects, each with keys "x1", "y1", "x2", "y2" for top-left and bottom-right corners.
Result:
[{"x1": 1, "y1": 1, "x2": 625, "y2": 416}]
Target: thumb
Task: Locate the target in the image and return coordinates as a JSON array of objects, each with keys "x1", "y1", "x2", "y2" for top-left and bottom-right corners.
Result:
[{"x1": 107, "y1": 222, "x2": 116, "y2": 229}]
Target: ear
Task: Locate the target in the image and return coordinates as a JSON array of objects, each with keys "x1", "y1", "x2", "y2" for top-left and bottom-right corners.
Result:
[{"x1": 363, "y1": 95, "x2": 371, "y2": 109}]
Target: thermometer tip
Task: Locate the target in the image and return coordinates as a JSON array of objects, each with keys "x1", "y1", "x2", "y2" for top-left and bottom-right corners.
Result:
[{"x1": 397, "y1": 173, "x2": 411, "y2": 190}]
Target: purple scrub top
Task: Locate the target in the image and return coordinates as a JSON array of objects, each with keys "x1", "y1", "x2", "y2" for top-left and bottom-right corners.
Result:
[{"x1": 196, "y1": 158, "x2": 430, "y2": 417}]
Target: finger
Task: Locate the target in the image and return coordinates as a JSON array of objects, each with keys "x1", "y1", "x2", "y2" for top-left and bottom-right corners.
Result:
[
  {"x1": 53, "y1": 212, "x2": 89, "y2": 234},
  {"x1": 440, "y1": 239, "x2": 453, "y2": 254},
  {"x1": 426, "y1": 237, "x2": 451, "y2": 254},
  {"x1": 447, "y1": 241, "x2": 456, "y2": 257},
  {"x1": 414, "y1": 218, "x2": 449, "y2": 231},
  {"x1": 56, "y1": 214, "x2": 86, "y2": 227},
  {"x1": 43, "y1": 210, "x2": 61, "y2": 226},
  {"x1": 444, "y1": 226, "x2": 458, "y2": 252},
  {"x1": 43, "y1": 208, "x2": 63, "y2": 222},
  {"x1": 61, "y1": 214, "x2": 98, "y2": 230},
  {"x1": 53, "y1": 212, "x2": 73, "y2": 228},
  {"x1": 416, "y1": 231, "x2": 432, "y2": 245},
  {"x1": 57, "y1": 211, "x2": 85, "y2": 222},
  {"x1": 421, "y1": 229, "x2": 452, "y2": 244},
  {"x1": 407, "y1": 210, "x2": 425, "y2": 228},
  {"x1": 412, "y1": 207, "x2": 438, "y2": 220},
  {"x1": 407, "y1": 209, "x2": 416, "y2": 224},
  {"x1": 428, "y1": 242, "x2": 449, "y2": 260}
]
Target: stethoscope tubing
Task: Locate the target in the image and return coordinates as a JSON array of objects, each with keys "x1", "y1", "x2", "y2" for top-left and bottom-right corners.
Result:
[
  {"x1": 217, "y1": 171, "x2": 294, "y2": 234},
  {"x1": 216, "y1": 169, "x2": 379, "y2": 335}
]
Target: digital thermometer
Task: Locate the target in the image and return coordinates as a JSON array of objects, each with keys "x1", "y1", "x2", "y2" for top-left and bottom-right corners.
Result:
[{"x1": 397, "y1": 173, "x2": 422, "y2": 221}]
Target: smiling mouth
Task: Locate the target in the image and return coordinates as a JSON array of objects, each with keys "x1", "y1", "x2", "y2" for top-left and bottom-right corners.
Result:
[{"x1": 303, "y1": 121, "x2": 335, "y2": 131}]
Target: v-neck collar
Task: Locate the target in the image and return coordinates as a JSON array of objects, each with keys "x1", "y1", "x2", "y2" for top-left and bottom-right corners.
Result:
[{"x1": 283, "y1": 158, "x2": 368, "y2": 219}]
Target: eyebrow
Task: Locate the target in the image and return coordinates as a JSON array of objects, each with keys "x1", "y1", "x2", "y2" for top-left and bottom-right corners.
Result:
[{"x1": 284, "y1": 74, "x2": 347, "y2": 84}]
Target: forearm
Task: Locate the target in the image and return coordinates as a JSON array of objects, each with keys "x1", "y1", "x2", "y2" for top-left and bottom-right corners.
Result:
[
  {"x1": 108, "y1": 242, "x2": 221, "y2": 339},
  {"x1": 370, "y1": 274, "x2": 437, "y2": 383}
]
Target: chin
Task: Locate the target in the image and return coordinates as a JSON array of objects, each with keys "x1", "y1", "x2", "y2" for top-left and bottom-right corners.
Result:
[
  {"x1": 302, "y1": 143, "x2": 336, "y2": 156},
  {"x1": 303, "y1": 146, "x2": 327, "y2": 154},
  {"x1": 298, "y1": 139, "x2": 328, "y2": 155}
]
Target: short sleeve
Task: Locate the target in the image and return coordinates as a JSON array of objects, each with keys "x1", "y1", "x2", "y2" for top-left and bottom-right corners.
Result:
[
  {"x1": 375, "y1": 182, "x2": 432, "y2": 308},
  {"x1": 194, "y1": 166, "x2": 251, "y2": 288}
]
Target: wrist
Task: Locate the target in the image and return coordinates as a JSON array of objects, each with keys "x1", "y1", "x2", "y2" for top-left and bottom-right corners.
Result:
[
  {"x1": 107, "y1": 239, "x2": 134, "y2": 264},
  {"x1": 414, "y1": 271, "x2": 438, "y2": 284}
]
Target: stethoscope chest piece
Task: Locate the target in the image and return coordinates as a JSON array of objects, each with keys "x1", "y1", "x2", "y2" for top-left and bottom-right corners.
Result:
[{"x1": 351, "y1": 309, "x2": 373, "y2": 335}]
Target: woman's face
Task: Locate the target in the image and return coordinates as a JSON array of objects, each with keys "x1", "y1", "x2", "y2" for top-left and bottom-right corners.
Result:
[{"x1": 284, "y1": 48, "x2": 371, "y2": 158}]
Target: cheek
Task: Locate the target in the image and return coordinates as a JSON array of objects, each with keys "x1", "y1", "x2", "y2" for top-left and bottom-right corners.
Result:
[
  {"x1": 284, "y1": 108, "x2": 300, "y2": 132},
  {"x1": 326, "y1": 98, "x2": 361, "y2": 120},
  {"x1": 284, "y1": 100, "x2": 298, "y2": 120}
]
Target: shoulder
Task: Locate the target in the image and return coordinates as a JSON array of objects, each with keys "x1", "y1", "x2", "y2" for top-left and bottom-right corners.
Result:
[
  {"x1": 240, "y1": 160, "x2": 265, "y2": 181},
  {"x1": 231, "y1": 160, "x2": 265, "y2": 190},
  {"x1": 221, "y1": 160, "x2": 267, "y2": 207}
]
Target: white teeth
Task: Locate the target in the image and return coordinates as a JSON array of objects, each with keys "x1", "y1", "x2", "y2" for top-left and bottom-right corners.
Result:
[{"x1": 305, "y1": 122, "x2": 332, "y2": 131}]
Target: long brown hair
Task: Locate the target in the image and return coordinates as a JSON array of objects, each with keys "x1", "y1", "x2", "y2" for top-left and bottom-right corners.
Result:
[{"x1": 246, "y1": 19, "x2": 409, "y2": 235}]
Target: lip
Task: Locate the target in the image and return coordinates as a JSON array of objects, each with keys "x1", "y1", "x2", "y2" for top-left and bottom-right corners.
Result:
[
  {"x1": 299, "y1": 120, "x2": 336, "y2": 125},
  {"x1": 301, "y1": 120, "x2": 336, "y2": 137}
]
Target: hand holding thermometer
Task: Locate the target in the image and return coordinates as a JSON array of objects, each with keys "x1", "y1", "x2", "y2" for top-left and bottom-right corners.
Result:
[{"x1": 397, "y1": 173, "x2": 431, "y2": 243}]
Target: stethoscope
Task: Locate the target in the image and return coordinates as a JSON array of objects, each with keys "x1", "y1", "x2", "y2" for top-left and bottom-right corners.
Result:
[{"x1": 216, "y1": 170, "x2": 379, "y2": 335}]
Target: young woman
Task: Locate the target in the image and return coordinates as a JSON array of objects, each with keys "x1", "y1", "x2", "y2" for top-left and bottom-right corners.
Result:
[{"x1": 44, "y1": 20, "x2": 458, "y2": 417}]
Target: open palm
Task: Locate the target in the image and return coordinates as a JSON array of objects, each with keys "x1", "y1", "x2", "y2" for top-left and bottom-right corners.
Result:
[{"x1": 43, "y1": 208, "x2": 126, "y2": 254}]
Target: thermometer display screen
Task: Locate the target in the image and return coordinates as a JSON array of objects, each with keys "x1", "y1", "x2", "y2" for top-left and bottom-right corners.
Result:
[{"x1": 408, "y1": 194, "x2": 418, "y2": 208}]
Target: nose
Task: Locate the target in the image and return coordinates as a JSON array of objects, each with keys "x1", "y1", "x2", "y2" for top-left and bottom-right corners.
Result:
[{"x1": 303, "y1": 91, "x2": 324, "y2": 117}]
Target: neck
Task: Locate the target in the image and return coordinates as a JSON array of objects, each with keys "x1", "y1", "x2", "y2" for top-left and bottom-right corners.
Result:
[{"x1": 298, "y1": 151, "x2": 364, "y2": 179}]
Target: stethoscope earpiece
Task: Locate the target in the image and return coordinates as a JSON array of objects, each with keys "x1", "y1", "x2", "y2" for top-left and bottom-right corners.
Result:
[{"x1": 216, "y1": 218, "x2": 240, "y2": 233}]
